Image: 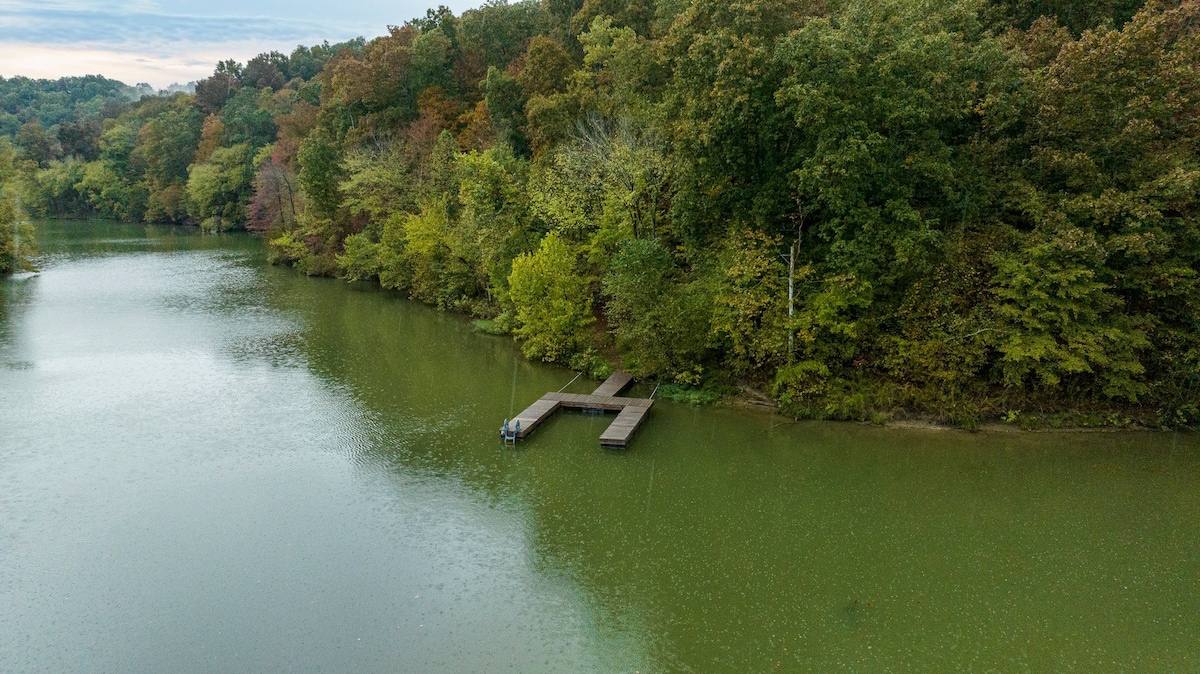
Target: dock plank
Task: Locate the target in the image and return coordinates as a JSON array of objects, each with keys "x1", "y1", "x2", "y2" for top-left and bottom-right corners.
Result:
[
  {"x1": 543, "y1": 392, "x2": 653, "y2": 410},
  {"x1": 591, "y1": 371, "x2": 634, "y2": 397},
  {"x1": 599, "y1": 404, "x2": 652, "y2": 448},
  {"x1": 510, "y1": 397, "x2": 561, "y2": 438}
]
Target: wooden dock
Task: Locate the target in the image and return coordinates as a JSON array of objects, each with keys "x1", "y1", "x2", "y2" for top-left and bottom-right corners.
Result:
[
  {"x1": 503, "y1": 372, "x2": 654, "y2": 448},
  {"x1": 598, "y1": 405, "x2": 652, "y2": 448},
  {"x1": 589, "y1": 371, "x2": 633, "y2": 397}
]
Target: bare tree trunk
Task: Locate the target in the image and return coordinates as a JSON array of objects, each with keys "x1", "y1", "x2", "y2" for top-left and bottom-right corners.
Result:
[
  {"x1": 786, "y1": 213, "x2": 805, "y2": 364},
  {"x1": 788, "y1": 238, "x2": 795, "y2": 362},
  {"x1": 274, "y1": 171, "x2": 286, "y2": 229},
  {"x1": 281, "y1": 171, "x2": 297, "y2": 225}
]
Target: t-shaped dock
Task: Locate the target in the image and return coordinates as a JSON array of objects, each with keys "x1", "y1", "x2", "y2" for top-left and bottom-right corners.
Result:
[{"x1": 501, "y1": 372, "x2": 654, "y2": 448}]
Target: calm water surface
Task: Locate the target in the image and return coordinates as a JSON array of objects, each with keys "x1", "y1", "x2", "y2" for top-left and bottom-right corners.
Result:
[{"x1": 2, "y1": 221, "x2": 1198, "y2": 672}]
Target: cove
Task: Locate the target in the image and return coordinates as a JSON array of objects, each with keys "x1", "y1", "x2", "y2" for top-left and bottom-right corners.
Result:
[{"x1": 2, "y1": 221, "x2": 1198, "y2": 672}]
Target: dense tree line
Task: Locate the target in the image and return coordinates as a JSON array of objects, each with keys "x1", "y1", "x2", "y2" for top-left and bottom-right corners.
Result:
[{"x1": 3, "y1": 0, "x2": 1198, "y2": 427}]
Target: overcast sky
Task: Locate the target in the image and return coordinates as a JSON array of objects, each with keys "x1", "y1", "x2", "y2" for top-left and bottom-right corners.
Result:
[{"x1": 0, "y1": 0, "x2": 474, "y2": 88}]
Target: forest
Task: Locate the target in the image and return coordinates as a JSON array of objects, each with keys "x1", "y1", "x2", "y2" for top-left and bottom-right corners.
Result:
[{"x1": 1, "y1": 0, "x2": 1197, "y2": 428}]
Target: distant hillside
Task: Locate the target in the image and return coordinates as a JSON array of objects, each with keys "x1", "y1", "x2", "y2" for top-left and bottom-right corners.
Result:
[{"x1": 0, "y1": 75, "x2": 141, "y2": 136}]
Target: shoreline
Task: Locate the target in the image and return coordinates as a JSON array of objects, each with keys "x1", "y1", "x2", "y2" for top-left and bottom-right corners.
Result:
[
  {"x1": 21, "y1": 219, "x2": 1193, "y2": 435},
  {"x1": 723, "y1": 392, "x2": 1187, "y2": 434}
]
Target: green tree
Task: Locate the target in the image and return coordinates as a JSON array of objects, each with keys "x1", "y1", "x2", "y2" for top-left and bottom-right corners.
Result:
[
  {"x1": 14, "y1": 120, "x2": 56, "y2": 167},
  {"x1": 0, "y1": 139, "x2": 36, "y2": 274},
  {"x1": 56, "y1": 118, "x2": 102, "y2": 161},
  {"x1": 0, "y1": 198, "x2": 36, "y2": 275},
  {"x1": 603, "y1": 238, "x2": 710, "y2": 377},
  {"x1": 508, "y1": 232, "x2": 593, "y2": 361},
  {"x1": 457, "y1": 146, "x2": 535, "y2": 296},
  {"x1": 194, "y1": 71, "x2": 239, "y2": 114},
  {"x1": 296, "y1": 127, "x2": 344, "y2": 221},
  {"x1": 21, "y1": 158, "x2": 88, "y2": 217},
  {"x1": 340, "y1": 143, "x2": 418, "y2": 223},
  {"x1": 483, "y1": 66, "x2": 529, "y2": 156},
  {"x1": 133, "y1": 96, "x2": 204, "y2": 222},
  {"x1": 985, "y1": 0, "x2": 1200, "y2": 413},
  {"x1": 243, "y1": 53, "x2": 287, "y2": 90},
  {"x1": 221, "y1": 87, "x2": 278, "y2": 148},
  {"x1": 661, "y1": 0, "x2": 819, "y2": 242},
  {"x1": 186, "y1": 143, "x2": 256, "y2": 229},
  {"x1": 993, "y1": 226, "x2": 1148, "y2": 399},
  {"x1": 709, "y1": 228, "x2": 789, "y2": 376}
]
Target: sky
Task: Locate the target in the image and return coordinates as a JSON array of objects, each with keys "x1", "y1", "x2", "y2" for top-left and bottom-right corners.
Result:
[{"x1": 0, "y1": 0, "x2": 474, "y2": 88}]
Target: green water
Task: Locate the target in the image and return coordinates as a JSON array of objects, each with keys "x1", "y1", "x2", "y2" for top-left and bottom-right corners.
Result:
[{"x1": 1, "y1": 221, "x2": 1197, "y2": 672}]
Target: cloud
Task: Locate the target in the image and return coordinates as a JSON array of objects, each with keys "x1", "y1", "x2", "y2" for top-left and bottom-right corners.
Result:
[
  {"x1": 0, "y1": 0, "x2": 476, "y2": 86},
  {"x1": 0, "y1": 43, "x2": 220, "y2": 86},
  {"x1": 0, "y1": 1, "x2": 158, "y2": 10},
  {"x1": 0, "y1": 7, "x2": 367, "y2": 50},
  {"x1": 0, "y1": 5, "x2": 378, "y2": 86}
]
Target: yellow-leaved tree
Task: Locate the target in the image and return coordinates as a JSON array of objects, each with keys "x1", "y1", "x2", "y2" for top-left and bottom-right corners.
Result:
[{"x1": 508, "y1": 233, "x2": 593, "y2": 362}]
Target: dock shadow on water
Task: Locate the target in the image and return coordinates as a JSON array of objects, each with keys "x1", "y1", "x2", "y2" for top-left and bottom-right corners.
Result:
[{"x1": 2, "y1": 221, "x2": 1199, "y2": 673}]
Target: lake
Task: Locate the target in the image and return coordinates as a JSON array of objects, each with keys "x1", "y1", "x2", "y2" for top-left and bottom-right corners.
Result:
[{"x1": 2, "y1": 221, "x2": 1198, "y2": 671}]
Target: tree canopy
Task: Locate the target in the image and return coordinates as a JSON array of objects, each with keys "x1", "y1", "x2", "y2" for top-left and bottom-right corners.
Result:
[{"x1": 3, "y1": 0, "x2": 1197, "y2": 427}]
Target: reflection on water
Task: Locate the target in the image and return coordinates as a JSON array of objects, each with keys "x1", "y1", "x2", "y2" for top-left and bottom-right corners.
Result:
[{"x1": 1, "y1": 221, "x2": 1198, "y2": 672}]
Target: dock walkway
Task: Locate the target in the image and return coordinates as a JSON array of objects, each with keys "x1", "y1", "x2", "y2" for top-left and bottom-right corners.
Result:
[
  {"x1": 589, "y1": 371, "x2": 633, "y2": 397},
  {"x1": 503, "y1": 372, "x2": 653, "y2": 448}
]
